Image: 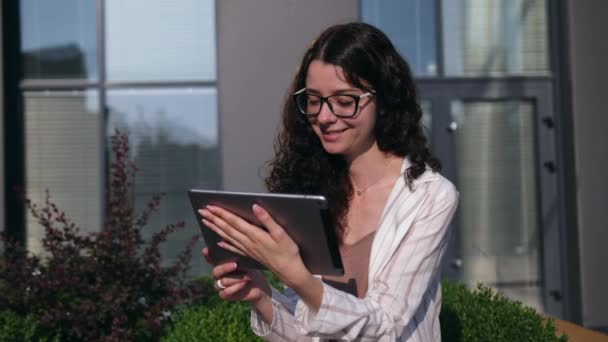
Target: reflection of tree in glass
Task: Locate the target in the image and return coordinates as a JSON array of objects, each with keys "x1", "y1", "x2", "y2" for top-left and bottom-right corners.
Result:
[
  {"x1": 461, "y1": 0, "x2": 547, "y2": 75},
  {"x1": 109, "y1": 106, "x2": 216, "y2": 157},
  {"x1": 108, "y1": 106, "x2": 220, "y2": 276},
  {"x1": 22, "y1": 43, "x2": 88, "y2": 79}
]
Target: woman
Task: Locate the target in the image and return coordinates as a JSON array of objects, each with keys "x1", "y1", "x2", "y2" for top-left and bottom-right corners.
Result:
[{"x1": 200, "y1": 22, "x2": 458, "y2": 341}]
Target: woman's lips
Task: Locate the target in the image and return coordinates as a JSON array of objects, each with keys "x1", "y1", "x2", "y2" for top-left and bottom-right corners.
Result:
[{"x1": 321, "y1": 128, "x2": 348, "y2": 142}]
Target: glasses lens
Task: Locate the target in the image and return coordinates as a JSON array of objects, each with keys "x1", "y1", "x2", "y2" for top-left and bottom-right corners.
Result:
[
  {"x1": 328, "y1": 95, "x2": 357, "y2": 117},
  {"x1": 296, "y1": 94, "x2": 321, "y2": 115},
  {"x1": 294, "y1": 93, "x2": 360, "y2": 116}
]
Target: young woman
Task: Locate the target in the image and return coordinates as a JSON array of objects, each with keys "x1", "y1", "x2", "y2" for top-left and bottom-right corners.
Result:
[{"x1": 199, "y1": 22, "x2": 458, "y2": 341}]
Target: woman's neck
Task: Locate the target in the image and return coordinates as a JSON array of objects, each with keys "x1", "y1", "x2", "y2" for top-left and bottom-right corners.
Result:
[{"x1": 346, "y1": 144, "x2": 401, "y2": 189}]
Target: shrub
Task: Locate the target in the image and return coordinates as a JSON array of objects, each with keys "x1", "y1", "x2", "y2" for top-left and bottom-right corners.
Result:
[
  {"x1": 0, "y1": 310, "x2": 57, "y2": 341},
  {"x1": 0, "y1": 131, "x2": 199, "y2": 341},
  {"x1": 162, "y1": 277, "x2": 261, "y2": 342},
  {"x1": 162, "y1": 273, "x2": 283, "y2": 342},
  {"x1": 164, "y1": 280, "x2": 569, "y2": 341},
  {"x1": 162, "y1": 300, "x2": 258, "y2": 342},
  {"x1": 440, "y1": 282, "x2": 568, "y2": 342}
]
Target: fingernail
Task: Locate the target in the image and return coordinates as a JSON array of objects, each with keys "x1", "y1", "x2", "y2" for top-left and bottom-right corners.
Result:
[
  {"x1": 252, "y1": 204, "x2": 261, "y2": 213},
  {"x1": 233, "y1": 262, "x2": 238, "y2": 270}
]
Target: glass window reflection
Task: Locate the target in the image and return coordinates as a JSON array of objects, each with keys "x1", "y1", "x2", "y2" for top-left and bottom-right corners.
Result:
[
  {"x1": 24, "y1": 90, "x2": 103, "y2": 252},
  {"x1": 442, "y1": 0, "x2": 549, "y2": 76},
  {"x1": 20, "y1": 0, "x2": 98, "y2": 80},
  {"x1": 451, "y1": 100, "x2": 543, "y2": 311},
  {"x1": 107, "y1": 87, "x2": 219, "y2": 275},
  {"x1": 105, "y1": 0, "x2": 217, "y2": 82},
  {"x1": 362, "y1": 0, "x2": 437, "y2": 76}
]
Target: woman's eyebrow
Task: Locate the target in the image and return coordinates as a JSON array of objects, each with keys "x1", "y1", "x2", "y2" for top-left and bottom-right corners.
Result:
[{"x1": 306, "y1": 87, "x2": 362, "y2": 94}]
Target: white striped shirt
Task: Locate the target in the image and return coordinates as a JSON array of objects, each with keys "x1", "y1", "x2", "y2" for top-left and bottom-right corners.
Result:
[{"x1": 251, "y1": 158, "x2": 459, "y2": 341}]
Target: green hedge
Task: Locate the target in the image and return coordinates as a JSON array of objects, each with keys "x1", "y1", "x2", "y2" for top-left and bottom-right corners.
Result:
[
  {"x1": 161, "y1": 277, "x2": 261, "y2": 342},
  {"x1": 162, "y1": 301, "x2": 259, "y2": 342},
  {"x1": 162, "y1": 280, "x2": 568, "y2": 341},
  {"x1": 1, "y1": 280, "x2": 568, "y2": 341},
  {"x1": 0, "y1": 310, "x2": 59, "y2": 342},
  {"x1": 440, "y1": 282, "x2": 567, "y2": 342}
]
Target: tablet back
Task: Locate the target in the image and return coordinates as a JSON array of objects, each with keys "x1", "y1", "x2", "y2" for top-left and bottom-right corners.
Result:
[{"x1": 188, "y1": 189, "x2": 344, "y2": 276}]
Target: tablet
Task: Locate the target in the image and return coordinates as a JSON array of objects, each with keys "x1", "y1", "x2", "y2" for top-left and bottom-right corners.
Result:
[{"x1": 188, "y1": 189, "x2": 344, "y2": 276}]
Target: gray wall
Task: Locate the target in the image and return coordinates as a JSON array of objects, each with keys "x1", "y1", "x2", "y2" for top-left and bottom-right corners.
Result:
[
  {"x1": 217, "y1": 0, "x2": 358, "y2": 192},
  {"x1": 567, "y1": 0, "x2": 608, "y2": 329},
  {"x1": 0, "y1": 8, "x2": 4, "y2": 234}
]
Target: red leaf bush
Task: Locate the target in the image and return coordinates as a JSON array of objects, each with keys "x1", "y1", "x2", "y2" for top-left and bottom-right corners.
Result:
[{"x1": 0, "y1": 130, "x2": 199, "y2": 341}]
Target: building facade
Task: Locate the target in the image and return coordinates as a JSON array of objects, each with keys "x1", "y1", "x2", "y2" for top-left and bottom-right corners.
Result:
[{"x1": 2, "y1": 0, "x2": 606, "y2": 331}]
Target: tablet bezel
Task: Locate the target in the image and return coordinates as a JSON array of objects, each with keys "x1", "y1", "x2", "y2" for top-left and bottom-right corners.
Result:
[{"x1": 188, "y1": 189, "x2": 344, "y2": 276}]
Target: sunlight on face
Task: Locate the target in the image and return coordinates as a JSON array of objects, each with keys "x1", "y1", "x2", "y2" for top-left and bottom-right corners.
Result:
[{"x1": 305, "y1": 60, "x2": 377, "y2": 160}]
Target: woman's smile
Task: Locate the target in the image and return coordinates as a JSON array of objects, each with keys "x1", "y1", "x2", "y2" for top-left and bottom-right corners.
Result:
[{"x1": 320, "y1": 128, "x2": 349, "y2": 142}]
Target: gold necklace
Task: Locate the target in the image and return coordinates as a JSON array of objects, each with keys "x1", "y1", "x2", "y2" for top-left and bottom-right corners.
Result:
[{"x1": 352, "y1": 158, "x2": 396, "y2": 196}]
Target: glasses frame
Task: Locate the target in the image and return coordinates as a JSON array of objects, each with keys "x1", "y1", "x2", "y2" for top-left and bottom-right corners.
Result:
[{"x1": 292, "y1": 88, "x2": 375, "y2": 118}]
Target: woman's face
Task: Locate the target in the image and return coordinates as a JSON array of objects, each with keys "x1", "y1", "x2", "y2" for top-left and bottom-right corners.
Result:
[{"x1": 305, "y1": 60, "x2": 377, "y2": 159}]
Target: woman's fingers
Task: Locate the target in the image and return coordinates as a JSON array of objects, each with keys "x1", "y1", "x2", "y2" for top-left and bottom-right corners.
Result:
[
  {"x1": 218, "y1": 280, "x2": 248, "y2": 299},
  {"x1": 202, "y1": 247, "x2": 214, "y2": 264},
  {"x1": 199, "y1": 210, "x2": 249, "y2": 253},
  {"x1": 212, "y1": 262, "x2": 248, "y2": 292},
  {"x1": 215, "y1": 271, "x2": 249, "y2": 288},
  {"x1": 211, "y1": 263, "x2": 257, "y2": 300},
  {"x1": 205, "y1": 206, "x2": 265, "y2": 241},
  {"x1": 200, "y1": 208, "x2": 252, "y2": 244},
  {"x1": 211, "y1": 261, "x2": 238, "y2": 280},
  {"x1": 218, "y1": 241, "x2": 247, "y2": 256},
  {"x1": 252, "y1": 204, "x2": 286, "y2": 239},
  {"x1": 200, "y1": 204, "x2": 300, "y2": 280}
]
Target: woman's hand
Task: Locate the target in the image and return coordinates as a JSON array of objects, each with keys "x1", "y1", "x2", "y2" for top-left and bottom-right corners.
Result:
[
  {"x1": 199, "y1": 204, "x2": 309, "y2": 287},
  {"x1": 200, "y1": 205, "x2": 325, "y2": 313},
  {"x1": 202, "y1": 247, "x2": 275, "y2": 324},
  {"x1": 202, "y1": 247, "x2": 270, "y2": 303}
]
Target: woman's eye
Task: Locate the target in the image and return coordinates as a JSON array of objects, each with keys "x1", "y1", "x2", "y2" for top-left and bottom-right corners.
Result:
[{"x1": 334, "y1": 96, "x2": 355, "y2": 106}]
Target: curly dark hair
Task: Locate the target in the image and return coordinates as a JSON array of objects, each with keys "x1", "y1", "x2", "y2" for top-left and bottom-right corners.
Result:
[{"x1": 265, "y1": 22, "x2": 440, "y2": 241}]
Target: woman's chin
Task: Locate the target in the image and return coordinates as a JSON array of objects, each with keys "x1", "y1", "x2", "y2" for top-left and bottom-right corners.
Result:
[{"x1": 321, "y1": 142, "x2": 348, "y2": 155}]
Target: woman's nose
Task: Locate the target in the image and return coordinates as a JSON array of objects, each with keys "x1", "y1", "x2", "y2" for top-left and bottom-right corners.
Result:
[{"x1": 316, "y1": 101, "x2": 337, "y2": 124}]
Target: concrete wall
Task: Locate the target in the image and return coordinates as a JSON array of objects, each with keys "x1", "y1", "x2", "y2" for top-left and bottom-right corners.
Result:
[
  {"x1": 567, "y1": 0, "x2": 608, "y2": 329},
  {"x1": 217, "y1": 0, "x2": 359, "y2": 192}
]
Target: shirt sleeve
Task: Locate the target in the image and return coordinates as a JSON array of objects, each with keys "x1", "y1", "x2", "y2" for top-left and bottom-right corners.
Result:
[
  {"x1": 293, "y1": 180, "x2": 459, "y2": 340},
  {"x1": 250, "y1": 286, "x2": 308, "y2": 341}
]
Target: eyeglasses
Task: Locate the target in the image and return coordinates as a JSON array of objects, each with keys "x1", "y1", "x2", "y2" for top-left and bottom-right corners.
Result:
[{"x1": 293, "y1": 88, "x2": 375, "y2": 117}]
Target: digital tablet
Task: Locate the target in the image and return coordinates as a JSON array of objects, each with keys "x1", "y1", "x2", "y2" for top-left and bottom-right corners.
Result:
[{"x1": 188, "y1": 189, "x2": 344, "y2": 276}]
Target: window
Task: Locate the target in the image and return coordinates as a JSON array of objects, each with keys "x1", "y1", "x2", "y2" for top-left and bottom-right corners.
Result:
[
  {"x1": 442, "y1": 0, "x2": 549, "y2": 76},
  {"x1": 19, "y1": 0, "x2": 219, "y2": 276},
  {"x1": 20, "y1": 0, "x2": 98, "y2": 79},
  {"x1": 362, "y1": 0, "x2": 562, "y2": 316},
  {"x1": 105, "y1": 0, "x2": 216, "y2": 81},
  {"x1": 23, "y1": 90, "x2": 103, "y2": 252},
  {"x1": 362, "y1": 0, "x2": 438, "y2": 76}
]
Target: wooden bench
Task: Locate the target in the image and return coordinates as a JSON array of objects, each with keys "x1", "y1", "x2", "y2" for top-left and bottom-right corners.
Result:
[{"x1": 552, "y1": 318, "x2": 608, "y2": 342}]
